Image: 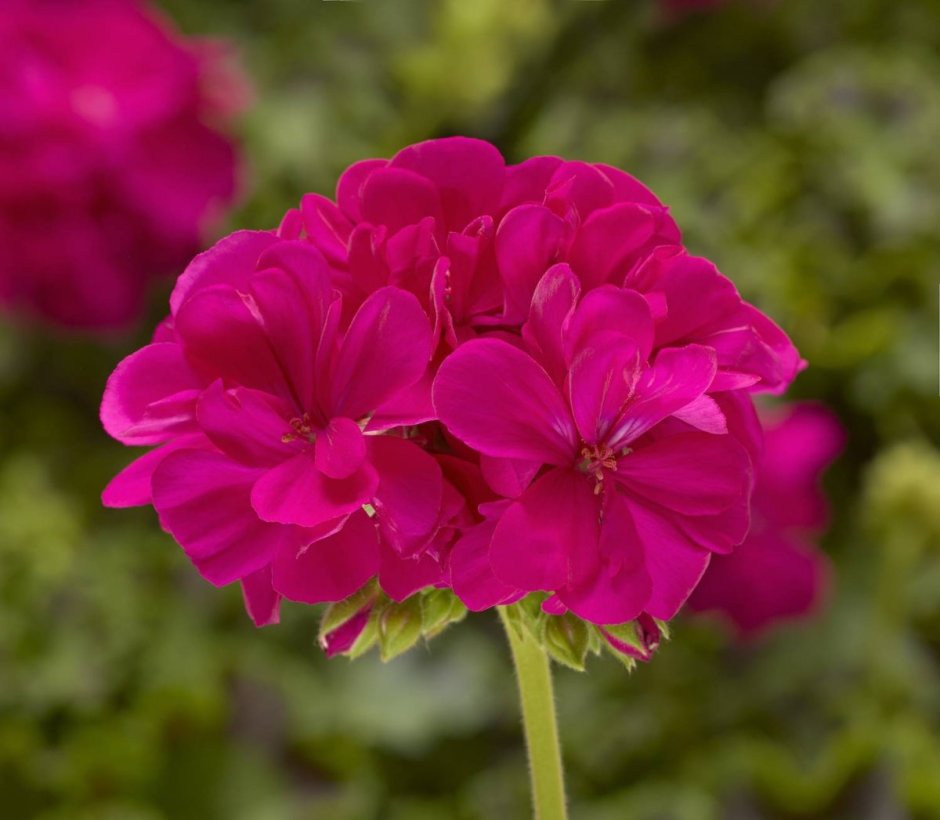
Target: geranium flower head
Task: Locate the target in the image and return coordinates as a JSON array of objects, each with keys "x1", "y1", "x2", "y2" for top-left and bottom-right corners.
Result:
[
  {"x1": 0, "y1": 0, "x2": 245, "y2": 329},
  {"x1": 100, "y1": 136, "x2": 807, "y2": 664}
]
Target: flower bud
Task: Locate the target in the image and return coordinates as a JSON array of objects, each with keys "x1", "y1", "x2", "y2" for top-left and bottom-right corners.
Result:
[
  {"x1": 541, "y1": 612, "x2": 593, "y2": 671},
  {"x1": 599, "y1": 614, "x2": 665, "y2": 665}
]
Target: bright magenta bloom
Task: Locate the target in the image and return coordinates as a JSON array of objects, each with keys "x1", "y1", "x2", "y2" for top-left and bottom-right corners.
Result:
[
  {"x1": 688, "y1": 403, "x2": 845, "y2": 637},
  {"x1": 102, "y1": 233, "x2": 451, "y2": 616},
  {"x1": 434, "y1": 265, "x2": 753, "y2": 624},
  {"x1": 0, "y1": 0, "x2": 243, "y2": 329},
  {"x1": 101, "y1": 136, "x2": 806, "y2": 638}
]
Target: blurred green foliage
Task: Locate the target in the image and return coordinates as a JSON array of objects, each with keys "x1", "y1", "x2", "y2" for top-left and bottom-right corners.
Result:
[{"x1": 2, "y1": 0, "x2": 939, "y2": 817}]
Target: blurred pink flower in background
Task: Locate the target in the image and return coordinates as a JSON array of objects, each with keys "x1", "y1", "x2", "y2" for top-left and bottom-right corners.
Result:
[
  {"x1": 688, "y1": 403, "x2": 846, "y2": 637},
  {"x1": 0, "y1": 0, "x2": 245, "y2": 330}
]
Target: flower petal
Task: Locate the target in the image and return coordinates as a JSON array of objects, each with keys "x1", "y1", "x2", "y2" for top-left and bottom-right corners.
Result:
[
  {"x1": 241, "y1": 565, "x2": 281, "y2": 627},
  {"x1": 606, "y1": 344, "x2": 717, "y2": 449},
  {"x1": 170, "y1": 230, "x2": 277, "y2": 315},
  {"x1": 390, "y1": 136, "x2": 505, "y2": 229},
  {"x1": 272, "y1": 512, "x2": 380, "y2": 604},
  {"x1": 327, "y1": 287, "x2": 432, "y2": 420},
  {"x1": 615, "y1": 431, "x2": 750, "y2": 516},
  {"x1": 315, "y1": 417, "x2": 367, "y2": 480},
  {"x1": 152, "y1": 449, "x2": 308, "y2": 587},
  {"x1": 433, "y1": 338, "x2": 577, "y2": 464},
  {"x1": 101, "y1": 342, "x2": 202, "y2": 445},
  {"x1": 489, "y1": 468, "x2": 598, "y2": 592},
  {"x1": 250, "y1": 452, "x2": 377, "y2": 528},
  {"x1": 521, "y1": 263, "x2": 580, "y2": 386},
  {"x1": 102, "y1": 434, "x2": 209, "y2": 508},
  {"x1": 196, "y1": 381, "x2": 296, "y2": 467},
  {"x1": 449, "y1": 516, "x2": 524, "y2": 611}
]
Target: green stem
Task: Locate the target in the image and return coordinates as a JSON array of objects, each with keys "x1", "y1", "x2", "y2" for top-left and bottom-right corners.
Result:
[{"x1": 499, "y1": 607, "x2": 568, "y2": 820}]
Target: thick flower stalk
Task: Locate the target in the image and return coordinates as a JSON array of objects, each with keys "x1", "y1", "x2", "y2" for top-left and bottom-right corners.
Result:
[
  {"x1": 101, "y1": 136, "x2": 809, "y2": 817},
  {"x1": 0, "y1": 0, "x2": 245, "y2": 329}
]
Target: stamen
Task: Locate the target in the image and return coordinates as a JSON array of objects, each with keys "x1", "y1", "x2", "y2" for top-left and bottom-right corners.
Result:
[
  {"x1": 579, "y1": 444, "x2": 619, "y2": 494},
  {"x1": 281, "y1": 412, "x2": 316, "y2": 444}
]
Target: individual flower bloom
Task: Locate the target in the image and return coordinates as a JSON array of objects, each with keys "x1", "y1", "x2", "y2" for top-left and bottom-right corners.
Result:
[
  {"x1": 0, "y1": 0, "x2": 244, "y2": 329},
  {"x1": 434, "y1": 264, "x2": 754, "y2": 625},
  {"x1": 626, "y1": 247, "x2": 806, "y2": 394},
  {"x1": 688, "y1": 403, "x2": 845, "y2": 637},
  {"x1": 101, "y1": 232, "x2": 441, "y2": 607}
]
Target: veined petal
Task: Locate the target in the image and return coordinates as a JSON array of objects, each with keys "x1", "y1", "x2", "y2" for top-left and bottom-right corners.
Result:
[
  {"x1": 250, "y1": 452, "x2": 377, "y2": 529},
  {"x1": 151, "y1": 449, "x2": 309, "y2": 587},
  {"x1": 102, "y1": 434, "x2": 208, "y2": 508},
  {"x1": 315, "y1": 418, "x2": 366, "y2": 480},
  {"x1": 272, "y1": 512, "x2": 380, "y2": 604},
  {"x1": 606, "y1": 344, "x2": 717, "y2": 449},
  {"x1": 489, "y1": 468, "x2": 598, "y2": 592},
  {"x1": 521, "y1": 263, "x2": 580, "y2": 386},
  {"x1": 241, "y1": 566, "x2": 281, "y2": 627},
  {"x1": 196, "y1": 381, "x2": 296, "y2": 467},
  {"x1": 100, "y1": 342, "x2": 202, "y2": 445},
  {"x1": 615, "y1": 432, "x2": 750, "y2": 516},
  {"x1": 449, "y1": 516, "x2": 524, "y2": 611},
  {"x1": 433, "y1": 338, "x2": 577, "y2": 464},
  {"x1": 327, "y1": 287, "x2": 432, "y2": 421}
]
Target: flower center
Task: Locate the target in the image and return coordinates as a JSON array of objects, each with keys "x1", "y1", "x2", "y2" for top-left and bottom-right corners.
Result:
[
  {"x1": 578, "y1": 444, "x2": 619, "y2": 495},
  {"x1": 281, "y1": 413, "x2": 316, "y2": 444}
]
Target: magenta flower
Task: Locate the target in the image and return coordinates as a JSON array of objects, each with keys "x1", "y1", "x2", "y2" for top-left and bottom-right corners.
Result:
[
  {"x1": 0, "y1": 0, "x2": 244, "y2": 329},
  {"x1": 434, "y1": 264, "x2": 754, "y2": 625},
  {"x1": 101, "y1": 232, "x2": 446, "y2": 611},
  {"x1": 688, "y1": 403, "x2": 845, "y2": 637},
  {"x1": 100, "y1": 137, "x2": 807, "y2": 657}
]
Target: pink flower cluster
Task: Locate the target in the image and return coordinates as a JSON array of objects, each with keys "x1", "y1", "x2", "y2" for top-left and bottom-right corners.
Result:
[
  {"x1": 688, "y1": 403, "x2": 844, "y2": 637},
  {"x1": 101, "y1": 137, "x2": 805, "y2": 639},
  {"x1": 0, "y1": 0, "x2": 244, "y2": 330}
]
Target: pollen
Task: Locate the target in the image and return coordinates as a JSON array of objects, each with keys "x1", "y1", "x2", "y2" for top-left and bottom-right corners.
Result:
[
  {"x1": 579, "y1": 444, "x2": 618, "y2": 495},
  {"x1": 281, "y1": 412, "x2": 316, "y2": 444}
]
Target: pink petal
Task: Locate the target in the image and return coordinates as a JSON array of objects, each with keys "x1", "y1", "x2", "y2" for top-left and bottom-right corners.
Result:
[
  {"x1": 272, "y1": 512, "x2": 380, "y2": 604},
  {"x1": 174, "y1": 285, "x2": 288, "y2": 399},
  {"x1": 299, "y1": 193, "x2": 353, "y2": 266},
  {"x1": 169, "y1": 230, "x2": 277, "y2": 315},
  {"x1": 390, "y1": 137, "x2": 505, "y2": 229},
  {"x1": 568, "y1": 203, "x2": 662, "y2": 288},
  {"x1": 499, "y1": 156, "x2": 563, "y2": 210},
  {"x1": 672, "y1": 394, "x2": 728, "y2": 434},
  {"x1": 368, "y1": 436, "x2": 443, "y2": 548},
  {"x1": 627, "y1": 499, "x2": 712, "y2": 620},
  {"x1": 567, "y1": 342, "x2": 643, "y2": 445},
  {"x1": 196, "y1": 381, "x2": 297, "y2": 467},
  {"x1": 688, "y1": 531, "x2": 830, "y2": 638},
  {"x1": 521, "y1": 263, "x2": 580, "y2": 386},
  {"x1": 489, "y1": 468, "x2": 599, "y2": 592},
  {"x1": 368, "y1": 369, "x2": 436, "y2": 431},
  {"x1": 100, "y1": 343, "x2": 202, "y2": 445},
  {"x1": 315, "y1": 418, "x2": 367, "y2": 480},
  {"x1": 102, "y1": 434, "x2": 208, "y2": 508},
  {"x1": 615, "y1": 431, "x2": 750, "y2": 516},
  {"x1": 546, "y1": 161, "x2": 614, "y2": 218},
  {"x1": 151, "y1": 449, "x2": 308, "y2": 587},
  {"x1": 557, "y1": 492, "x2": 651, "y2": 624},
  {"x1": 379, "y1": 539, "x2": 444, "y2": 602},
  {"x1": 360, "y1": 166, "x2": 443, "y2": 232},
  {"x1": 449, "y1": 516, "x2": 525, "y2": 611},
  {"x1": 480, "y1": 455, "x2": 541, "y2": 499},
  {"x1": 495, "y1": 204, "x2": 569, "y2": 322},
  {"x1": 433, "y1": 338, "x2": 577, "y2": 464},
  {"x1": 336, "y1": 158, "x2": 387, "y2": 220},
  {"x1": 594, "y1": 164, "x2": 665, "y2": 208},
  {"x1": 250, "y1": 451, "x2": 377, "y2": 529},
  {"x1": 565, "y1": 285, "x2": 654, "y2": 361},
  {"x1": 327, "y1": 287, "x2": 432, "y2": 421},
  {"x1": 606, "y1": 344, "x2": 717, "y2": 449},
  {"x1": 241, "y1": 566, "x2": 281, "y2": 627}
]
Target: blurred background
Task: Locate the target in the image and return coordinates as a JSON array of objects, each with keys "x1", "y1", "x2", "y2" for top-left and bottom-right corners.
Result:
[{"x1": 2, "y1": 0, "x2": 939, "y2": 817}]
